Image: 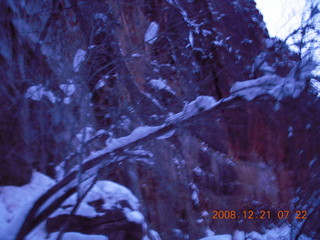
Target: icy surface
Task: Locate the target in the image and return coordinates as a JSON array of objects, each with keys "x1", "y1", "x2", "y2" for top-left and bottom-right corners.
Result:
[
  {"x1": 73, "y1": 49, "x2": 86, "y2": 72},
  {"x1": 144, "y1": 22, "x2": 159, "y2": 44},
  {"x1": 25, "y1": 85, "x2": 57, "y2": 103}
]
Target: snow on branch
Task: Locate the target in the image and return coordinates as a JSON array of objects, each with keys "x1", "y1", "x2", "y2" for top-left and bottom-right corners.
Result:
[
  {"x1": 231, "y1": 59, "x2": 316, "y2": 101},
  {"x1": 15, "y1": 95, "x2": 219, "y2": 239}
]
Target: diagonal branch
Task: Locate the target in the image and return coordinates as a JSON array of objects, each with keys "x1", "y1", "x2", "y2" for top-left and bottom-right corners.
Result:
[{"x1": 15, "y1": 95, "x2": 223, "y2": 239}]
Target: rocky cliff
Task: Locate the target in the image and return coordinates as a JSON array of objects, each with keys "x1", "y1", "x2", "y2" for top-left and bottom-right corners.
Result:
[{"x1": 0, "y1": 0, "x2": 319, "y2": 239}]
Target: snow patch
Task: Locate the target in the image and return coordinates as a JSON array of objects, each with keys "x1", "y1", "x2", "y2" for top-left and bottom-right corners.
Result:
[
  {"x1": 25, "y1": 85, "x2": 57, "y2": 103},
  {"x1": 253, "y1": 52, "x2": 275, "y2": 74},
  {"x1": 189, "y1": 31, "x2": 194, "y2": 47},
  {"x1": 59, "y1": 83, "x2": 76, "y2": 96},
  {"x1": 190, "y1": 183, "x2": 199, "y2": 206},
  {"x1": 193, "y1": 167, "x2": 203, "y2": 175},
  {"x1": 156, "y1": 129, "x2": 176, "y2": 139},
  {"x1": 63, "y1": 97, "x2": 72, "y2": 104},
  {"x1": 73, "y1": 49, "x2": 86, "y2": 72},
  {"x1": 201, "y1": 211, "x2": 209, "y2": 217},
  {"x1": 246, "y1": 225, "x2": 291, "y2": 240},
  {"x1": 265, "y1": 38, "x2": 274, "y2": 48},
  {"x1": 202, "y1": 29, "x2": 212, "y2": 37},
  {"x1": 119, "y1": 116, "x2": 131, "y2": 131},
  {"x1": 52, "y1": 180, "x2": 140, "y2": 219},
  {"x1": 82, "y1": 95, "x2": 219, "y2": 167},
  {"x1": 205, "y1": 228, "x2": 215, "y2": 237},
  {"x1": 131, "y1": 53, "x2": 142, "y2": 58},
  {"x1": 46, "y1": 232, "x2": 108, "y2": 240},
  {"x1": 149, "y1": 78, "x2": 175, "y2": 94},
  {"x1": 230, "y1": 72, "x2": 305, "y2": 101},
  {"x1": 241, "y1": 39, "x2": 253, "y2": 44},
  {"x1": 94, "y1": 13, "x2": 107, "y2": 22},
  {"x1": 144, "y1": 92, "x2": 163, "y2": 109},
  {"x1": 123, "y1": 208, "x2": 145, "y2": 224},
  {"x1": 149, "y1": 230, "x2": 162, "y2": 240},
  {"x1": 143, "y1": 229, "x2": 162, "y2": 240},
  {"x1": 95, "y1": 79, "x2": 106, "y2": 90},
  {"x1": 233, "y1": 230, "x2": 245, "y2": 240},
  {"x1": 104, "y1": 125, "x2": 164, "y2": 152},
  {"x1": 198, "y1": 235, "x2": 231, "y2": 240},
  {"x1": 124, "y1": 148, "x2": 154, "y2": 158},
  {"x1": 167, "y1": 96, "x2": 217, "y2": 122},
  {"x1": 288, "y1": 126, "x2": 294, "y2": 137},
  {"x1": 76, "y1": 127, "x2": 95, "y2": 142},
  {"x1": 0, "y1": 172, "x2": 55, "y2": 240},
  {"x1": 310, "y1": 78, "x2": 320, "y2": 97},
  {"x1": 144, "y1": 22, "x2": 159, "y2": 44}
]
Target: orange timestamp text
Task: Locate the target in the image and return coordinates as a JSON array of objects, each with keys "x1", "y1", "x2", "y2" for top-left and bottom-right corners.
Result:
[{"x1": 212, "y1": 210, "x2": 308, "y2": 220}]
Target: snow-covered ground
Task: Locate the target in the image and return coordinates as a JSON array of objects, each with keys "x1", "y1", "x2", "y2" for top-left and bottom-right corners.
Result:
[
  {"x1": 198, "y1": 225, "x2": 312, "y2": 240},
  {"x1": 0, "y1": 172, "x2": 313, "y2": 240},
  {"x1": 0, "y1": 172, "x2": 55, "y2": 240},
  {"x1": 0, "y1": 172, "x2": 147, "y2": 240}
]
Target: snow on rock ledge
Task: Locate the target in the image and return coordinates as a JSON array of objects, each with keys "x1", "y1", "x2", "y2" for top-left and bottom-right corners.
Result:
[{"x1": 230, "y1": 59, "x2": 315, "y2": 101}]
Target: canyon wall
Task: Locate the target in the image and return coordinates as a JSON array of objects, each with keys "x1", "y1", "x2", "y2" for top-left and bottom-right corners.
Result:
[{"x1": 1, "y1": 0, "x2": 319, "y2": 239}]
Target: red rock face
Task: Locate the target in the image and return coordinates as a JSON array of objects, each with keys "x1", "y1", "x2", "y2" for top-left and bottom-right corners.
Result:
[{"x1": 1, "y1": 0, "x2": 319, "y2": 239}]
